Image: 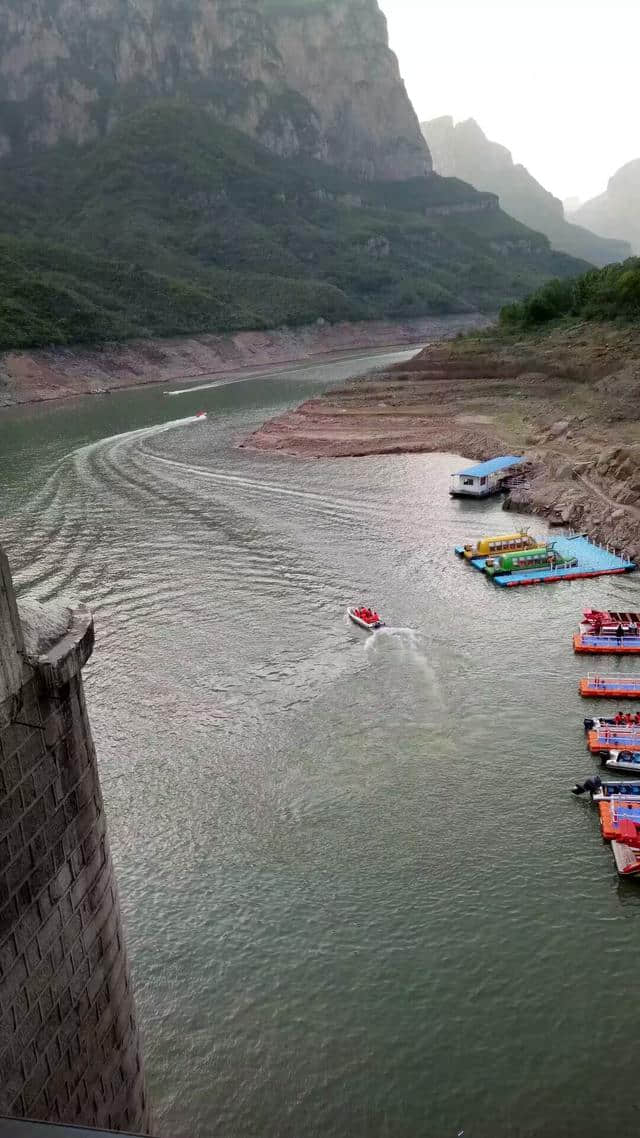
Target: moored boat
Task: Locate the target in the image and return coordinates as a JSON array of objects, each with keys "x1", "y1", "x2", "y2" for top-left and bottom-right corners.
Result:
[
  {"x1": 584, "y1": 713, "x2": 640, "y2": 730},
  {"x1": 571, "y1": 775, "x2": 640, "y2": 877},
  {"x1": 484, "y1": 543, "x2": 578, "y2": 578},
  {"x1": 347, "y1": 606, "x2": 384, "y2": 631},
  {"x1": 584, "y1": 609, "x2": 640, "y2": 631},
  {"x1": 605, "y1": 751, "x2": 640, "y2": 773},
  {"x1": 458, "y1": 530, "x2": 539, "y2": 560},
  {"x1": 571, "y1": 776, "x2": 640, "y2": 800}
]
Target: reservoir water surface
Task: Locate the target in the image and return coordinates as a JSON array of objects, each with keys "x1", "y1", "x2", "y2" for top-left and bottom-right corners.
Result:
[{"x1": 1, "y1": 348, "x2": 639, "y2": 1138}]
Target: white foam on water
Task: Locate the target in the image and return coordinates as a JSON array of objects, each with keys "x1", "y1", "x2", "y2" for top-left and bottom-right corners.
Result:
[
  {"x1": 163, "y1": 349, "x2": 417, "y2": 396},
  {"x1": 364, "y1": 624, "x2": 441, "y2": 693}
]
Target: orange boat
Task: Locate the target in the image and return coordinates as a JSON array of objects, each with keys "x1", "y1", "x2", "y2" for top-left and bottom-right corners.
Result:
[{"x1": 579, "y1": 675, "x2": 640, "y2": 699}]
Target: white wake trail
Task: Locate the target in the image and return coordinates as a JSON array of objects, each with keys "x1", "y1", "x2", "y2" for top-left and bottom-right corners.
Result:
[{"x1": 364, "y1": 625, "x2": 440, "y2": 689}]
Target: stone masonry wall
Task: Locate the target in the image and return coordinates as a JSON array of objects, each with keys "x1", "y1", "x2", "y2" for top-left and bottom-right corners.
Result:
[{"x1": 0, "y1": 548, "x2": 149, "y2": 1132}]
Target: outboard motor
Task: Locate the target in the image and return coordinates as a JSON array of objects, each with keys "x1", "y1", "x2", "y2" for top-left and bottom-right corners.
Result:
[{"x1": 571, "y1": 775, "x2": 602, "y2": 796}]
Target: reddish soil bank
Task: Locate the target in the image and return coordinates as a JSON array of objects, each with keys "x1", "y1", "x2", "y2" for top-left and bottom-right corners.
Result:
[
  {"x1": 0, "y1": 314, "x2": 488, "y2": 407},
  {"x1": 244, "y1": 322, "x2": 640, "y2": 560}
]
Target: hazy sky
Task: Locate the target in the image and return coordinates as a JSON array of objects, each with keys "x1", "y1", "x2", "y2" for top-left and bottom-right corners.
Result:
[{"x1": 384, "y1": 0, "x2": 639, "y2": 203}]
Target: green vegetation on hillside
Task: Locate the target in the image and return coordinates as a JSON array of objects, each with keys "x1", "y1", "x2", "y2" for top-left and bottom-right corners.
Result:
[
  {"x1": 500, "y1": 258, "x2": 640, "y2": 329},
  {"x1": 0, "y1": 101, "x2": 586, "y2": 349}
]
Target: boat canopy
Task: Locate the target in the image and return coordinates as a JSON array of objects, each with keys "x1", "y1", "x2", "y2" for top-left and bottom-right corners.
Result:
[{"x1": 453, "y1": 455, "x2": 523, "y2": 478}]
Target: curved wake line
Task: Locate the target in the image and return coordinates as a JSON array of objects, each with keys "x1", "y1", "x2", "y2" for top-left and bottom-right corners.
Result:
[
  {"x1": 143, "y1": 452, "x2": 377, "y2": 514},
  {"x1": 164, "y1": 349, "x2": 419, "y2": 397},
  {"x1": 66, "y1": 414, "x2": 206, "y2": 464}
]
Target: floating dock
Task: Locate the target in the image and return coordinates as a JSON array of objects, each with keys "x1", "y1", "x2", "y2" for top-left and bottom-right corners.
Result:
[
  {"x1": 598, "y1": 799, "x2": 640, "y2": 841},
  {"x1": 580, "y1": 675, "x2": 640, "y2": 699},
  {"x1": 574, "y1": 632, "x2": 640, "y2": 654},
  {"x1": 587, "y1": 726, "x2": 640, "y2": 753},
  {"x1": 449, "y1": 455, "x2": 523, "y2": 498},
  {"x1": 454, "y1": 534, "x2": 635, "y2": 588}
]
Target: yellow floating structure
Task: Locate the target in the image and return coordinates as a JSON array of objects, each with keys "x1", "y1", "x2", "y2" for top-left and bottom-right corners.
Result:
[{"x1": 459, "y1": 531, "x2": 539, "y2": 561}]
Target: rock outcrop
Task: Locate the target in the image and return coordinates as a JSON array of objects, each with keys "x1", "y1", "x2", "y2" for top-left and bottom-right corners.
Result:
[
  {"x1": 243, "y1": 321, "x2": 640, "y2": 559},
  {"x1": 422, "y1": 116, "x2": 631, "y2": 266},
  {"x1": 570, "y1": 160, "x2": 640, "y2": 255},
  {"x1": 0, "y1": 0, "x2": 430, "y2": 181}
]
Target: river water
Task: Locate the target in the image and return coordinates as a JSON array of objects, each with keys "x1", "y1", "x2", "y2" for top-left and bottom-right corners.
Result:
[{"x1": 1, "y1": 348, "x2": 640, "y2": 1138}]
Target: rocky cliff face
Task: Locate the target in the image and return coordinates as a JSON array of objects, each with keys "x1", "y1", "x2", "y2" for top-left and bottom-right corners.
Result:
[
  {"x1": 0, "y1": 0, "x2": 430, "y2": 180},
  {"x1": 570, "y1": 160, "x2": 640, "y2": 254},
  {"x1": 422, "y1": 116, "x2": 630, "y2": 267}
]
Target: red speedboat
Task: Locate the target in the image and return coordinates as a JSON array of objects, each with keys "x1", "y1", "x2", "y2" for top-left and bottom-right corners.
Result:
[{"x1": 347, "y1": 606, "x2": 385, "y2": 631}]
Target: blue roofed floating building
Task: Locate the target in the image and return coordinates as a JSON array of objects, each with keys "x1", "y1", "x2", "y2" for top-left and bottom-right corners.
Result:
[{"x1": 449, "y1": 455, "x2": 523, "y2": 498}]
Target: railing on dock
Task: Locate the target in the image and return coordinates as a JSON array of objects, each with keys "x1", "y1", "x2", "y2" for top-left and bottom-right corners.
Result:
[
  {"x1": 586, "y1": 674, "x2": 640, "y2": 690},
  {"x1": 597, "y1": 726, "x2": 640, "y2": 739}
]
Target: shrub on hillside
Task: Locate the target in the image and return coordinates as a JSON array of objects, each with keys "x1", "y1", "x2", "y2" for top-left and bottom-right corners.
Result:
[{"x1": 500, "y1": 257, "x2": 640, "y2": 328}]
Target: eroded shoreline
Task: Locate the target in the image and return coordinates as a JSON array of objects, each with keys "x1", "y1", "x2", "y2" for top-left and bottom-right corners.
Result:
[
  {"x1": 0, "y1": 314, "x2": 488, "y2": 408},
  {"x1": 243, "y1": 322, "x2": 640, "y2": 560}
]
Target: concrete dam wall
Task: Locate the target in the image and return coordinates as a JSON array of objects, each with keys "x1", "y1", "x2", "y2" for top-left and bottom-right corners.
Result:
[{"x1": 0, "y1": 547, "x2": 149, "y2": 1131}]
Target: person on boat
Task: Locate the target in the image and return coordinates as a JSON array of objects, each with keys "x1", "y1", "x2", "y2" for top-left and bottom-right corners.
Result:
[
  {"x1": 616, "y1": 623, "x2": 624, "y2": 644},
  {"x1": 615, "y1": 712, "x2": 623, "y2": 725}
]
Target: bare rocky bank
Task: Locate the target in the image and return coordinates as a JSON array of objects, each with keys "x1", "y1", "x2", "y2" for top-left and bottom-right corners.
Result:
[
  {"x1": 244, "y1": 322, "x2": 640, "y2": 560},
  {"x1": 0, "y1": 315, "x2": 488, "y2": 408}
]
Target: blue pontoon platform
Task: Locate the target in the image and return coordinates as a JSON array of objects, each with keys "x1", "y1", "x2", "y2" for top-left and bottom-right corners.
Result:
[{"x1": 454, "y1": 534, "x2": 635, "y2": 588}]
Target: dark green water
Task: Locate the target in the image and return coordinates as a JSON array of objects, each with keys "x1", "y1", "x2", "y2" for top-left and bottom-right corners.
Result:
[{"x1": 1, "y1": 348, "x2": 640, "y2": 1138}]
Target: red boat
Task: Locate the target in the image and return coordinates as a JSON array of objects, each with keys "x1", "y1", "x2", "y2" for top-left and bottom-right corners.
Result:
[
  {"x1": 584, "y1": 609, "x2": 640, "y2": 631},
  {"x1": 347, "y1": 606, "x2": 385, "y2": 631}
]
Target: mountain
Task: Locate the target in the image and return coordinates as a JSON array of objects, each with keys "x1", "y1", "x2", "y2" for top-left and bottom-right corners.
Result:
[
  {"x1": 570, "y1": 161, "x2": 640, "y2": 254},
  {"x1": 422, "y1": 116, "x2": 631, "y2": 267},
  {"x1": 0, "y1": 0, "x2": 429, "y2": 182},
  {"x1": 0, "y1": 100, "x2": 588, "y2": 348},
  {"x1": 0, "y1": 2, "x2": 588, "y2": 350}
]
